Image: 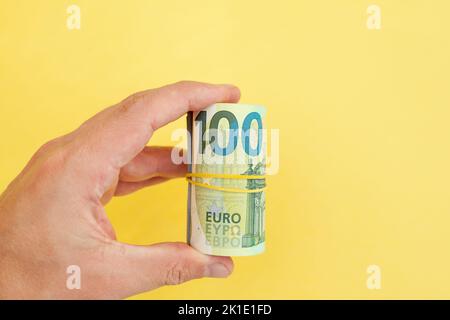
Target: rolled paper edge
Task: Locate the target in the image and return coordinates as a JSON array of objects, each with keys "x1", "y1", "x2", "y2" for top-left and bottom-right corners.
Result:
[{"x1": 191, "y1": 241, "x2": 265, "y2": 257}]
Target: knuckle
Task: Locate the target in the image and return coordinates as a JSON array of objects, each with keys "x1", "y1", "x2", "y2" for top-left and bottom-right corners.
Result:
[
  {"x1": 175, "y1": 80, "x2": 192, "y2": 87},
  {"x1": 164, "y1": 262, "x2": 192, "y2": 286},
  {"x1": 37, "y1": 145, "x2": 70, "y2": 174},
  {"x1": 29, "y1": 138, "x2": 69, "y2": 174},
  {"x1": 119, "y1": 92, "x2": 146, "y2": 113},
  {"x1": 172, "y1": 81, "x2": 196, "y2": 95},
  {"x1": 25, "y1": 145, "x2": 71, "y2": 195},
  {"x1": 40, "y1": 149, "x2": 66, "y2": 172},
  {"x1": 34, "y1": 138, "x2": 60, "y2": 159}
]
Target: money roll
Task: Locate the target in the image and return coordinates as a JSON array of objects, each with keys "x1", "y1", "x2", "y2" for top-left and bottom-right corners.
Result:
[{"x1": 187, "y1": 103, "x2": 266, "y2": 256}]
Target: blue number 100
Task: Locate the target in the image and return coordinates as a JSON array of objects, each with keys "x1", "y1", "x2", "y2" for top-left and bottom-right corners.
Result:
[{"x1": 195, "y1": 110, "x2": 263, "y2": 156}]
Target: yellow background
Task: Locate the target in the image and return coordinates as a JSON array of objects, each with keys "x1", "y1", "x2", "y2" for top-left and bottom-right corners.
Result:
[{"x1": 1, "y1": 0, "x2": 450, "y2": 299}]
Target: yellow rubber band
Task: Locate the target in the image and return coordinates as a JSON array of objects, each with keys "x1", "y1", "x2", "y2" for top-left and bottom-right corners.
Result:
[
  {"x1": 186, "y1": 172, "x2": 267, "y2": 193},
  {"x1": 186, "y1": 173, "x2": 265, "y2": 180},
  {"x1": 186, "y1": 178, "x2": 266, "y2": 193}
]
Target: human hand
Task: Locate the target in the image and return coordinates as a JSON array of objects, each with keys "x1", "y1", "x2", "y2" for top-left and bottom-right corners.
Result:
[{"x1": 0, "y1": 81, "x2": 241, "y2": 299}]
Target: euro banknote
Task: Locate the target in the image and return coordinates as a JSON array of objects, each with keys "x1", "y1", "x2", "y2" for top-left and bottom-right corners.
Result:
[{"x1": 187, "y1": 103, "x2": 266, "y2": 256}]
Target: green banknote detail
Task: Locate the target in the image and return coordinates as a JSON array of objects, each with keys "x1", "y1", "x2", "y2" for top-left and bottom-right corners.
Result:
[{"x1": 187, "y1": 103, "x2": 266, "y2": 256}]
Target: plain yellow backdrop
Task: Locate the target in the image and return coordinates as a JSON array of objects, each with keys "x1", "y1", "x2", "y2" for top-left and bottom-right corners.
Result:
[{"x1": 1, "y1": 0, "x2": 450, "y2": 299}]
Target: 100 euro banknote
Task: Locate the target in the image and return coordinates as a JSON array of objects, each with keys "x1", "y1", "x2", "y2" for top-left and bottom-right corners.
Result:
[{"x1": 187, "y1": 103, "x2": 266, "y2": 256}]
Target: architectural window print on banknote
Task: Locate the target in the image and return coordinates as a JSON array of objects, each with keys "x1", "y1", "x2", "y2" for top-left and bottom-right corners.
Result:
[{"x1": 187, "y1": 104, "x2": 267, "y2": 256}]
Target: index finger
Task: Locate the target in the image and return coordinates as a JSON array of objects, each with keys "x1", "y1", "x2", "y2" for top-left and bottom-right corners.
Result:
[
  {"x1": 132, "y1": 81, "x2": 241, "y2": 131},
  {"x1": 74, "y1": 81, "x2": 240, "y2": 168}
]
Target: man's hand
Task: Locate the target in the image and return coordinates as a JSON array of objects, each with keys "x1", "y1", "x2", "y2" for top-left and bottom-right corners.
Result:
[{"x1": 0, "y1": 81, "x2": 241, "y2": 299}]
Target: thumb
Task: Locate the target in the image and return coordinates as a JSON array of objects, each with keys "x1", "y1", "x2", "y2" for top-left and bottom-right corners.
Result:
[{"x1": 104, "y1": 241, "x2": 233, "y2": 297}]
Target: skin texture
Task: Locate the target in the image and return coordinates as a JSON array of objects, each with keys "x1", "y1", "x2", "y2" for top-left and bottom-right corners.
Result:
[{"x1": 0, "y1": 81, "x2": 241, "y2": 299}]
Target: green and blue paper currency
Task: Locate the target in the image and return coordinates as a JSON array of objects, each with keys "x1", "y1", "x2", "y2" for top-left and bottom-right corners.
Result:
[{"x1": 187, "y1": 103, "x2": 266, "y2": 256}]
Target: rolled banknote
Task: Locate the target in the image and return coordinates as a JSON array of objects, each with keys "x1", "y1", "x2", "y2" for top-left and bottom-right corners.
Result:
[{"x1": 186, "y1": 103, "x2": 266, "y2": 256}]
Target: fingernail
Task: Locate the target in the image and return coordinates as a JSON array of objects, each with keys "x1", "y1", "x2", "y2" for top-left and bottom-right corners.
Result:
[{"x1": 205, "y1": 263, "x2": 231, "y2": 278}]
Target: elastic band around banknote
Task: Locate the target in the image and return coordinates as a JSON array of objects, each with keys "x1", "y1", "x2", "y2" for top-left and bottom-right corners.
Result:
[{"x1": 186, "y1": 172, "x2": 267, "y2": 193}]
